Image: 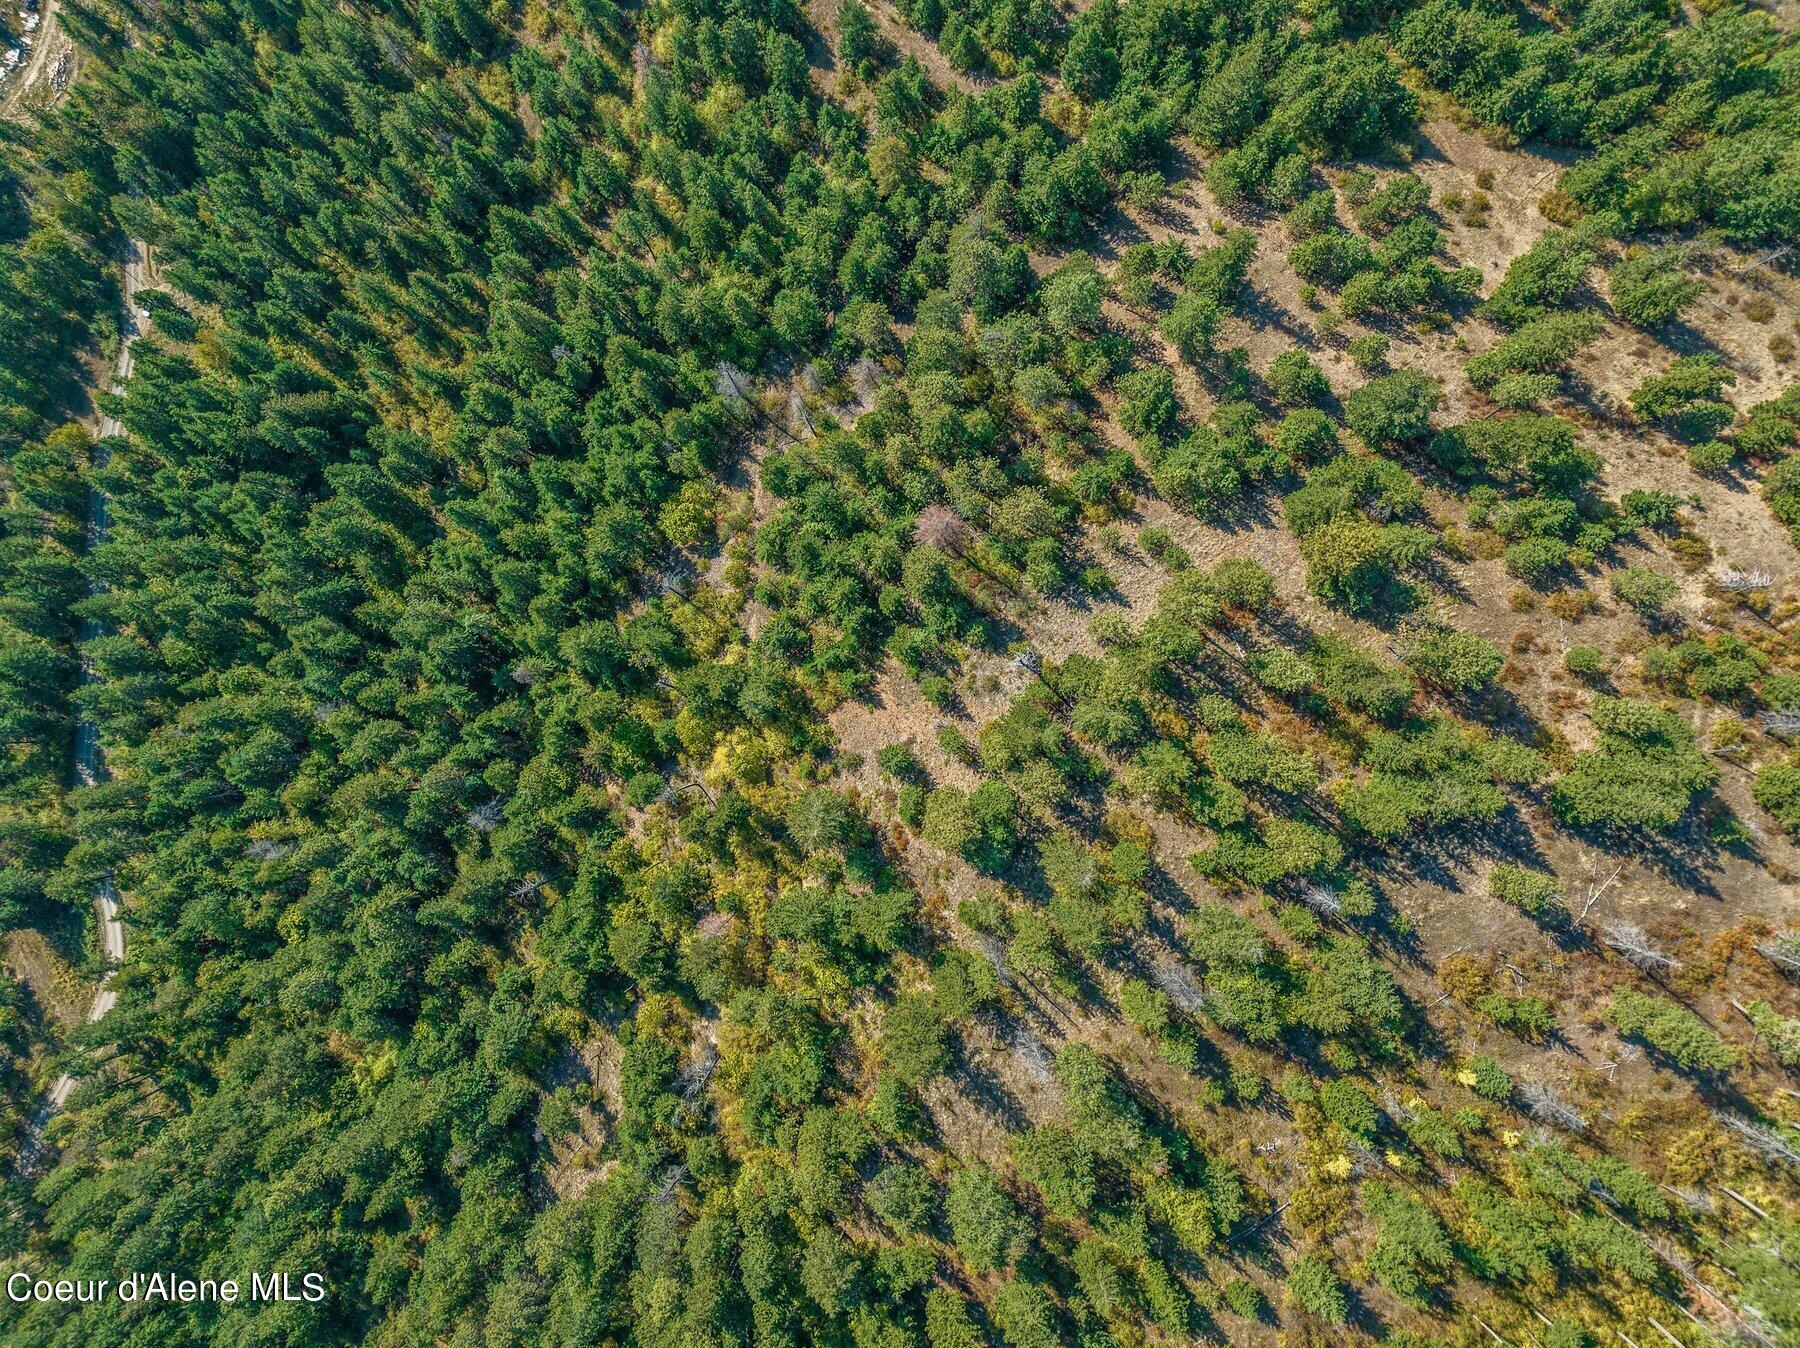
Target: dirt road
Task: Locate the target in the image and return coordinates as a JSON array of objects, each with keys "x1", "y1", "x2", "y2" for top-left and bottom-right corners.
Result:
[
  {"x1": 14, "y1": 240, "x2": 146, "y2": 1164},
  {"x1": 0, "y1": 0, "x2": 73, "y2": 116}
]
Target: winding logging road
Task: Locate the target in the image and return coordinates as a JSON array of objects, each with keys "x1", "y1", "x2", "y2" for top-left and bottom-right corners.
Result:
[{"x1": 16, "y1": 242, "x2": 146, "y2": 1161}]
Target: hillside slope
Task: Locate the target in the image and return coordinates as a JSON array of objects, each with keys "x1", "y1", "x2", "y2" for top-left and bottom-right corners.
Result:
[{"x1": 0, "y1": 0, "x2": 1796, "y2": 1345}]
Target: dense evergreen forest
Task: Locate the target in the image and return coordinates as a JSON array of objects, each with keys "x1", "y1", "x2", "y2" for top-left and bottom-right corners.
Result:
[{"x1": 1, "y1": 0, "x2": 1798, "y2": 1343}]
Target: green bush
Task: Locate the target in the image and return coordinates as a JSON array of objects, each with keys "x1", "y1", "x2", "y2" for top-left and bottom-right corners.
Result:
[
  {"x1": 1364, "y1": 1182, "x2": 1453, "y2": 1305},
  {"x1": 1607, "y1": 988, "x2": 1737, "y2": 1072},
  {"x1": 1607, "y1": 248, "x2": 1700, "y2": 327},
  {"x1": 1564, "y1": 645, "x2": 1606, "y2": 678},
  {"x1": 1298, "y1": 515, "x2": 1423, "y2": 610},
  {"x1": 1609, "y1": 566, "x2": 1678, "y2": 617},
  {"x1": 1753, "y1": 758, "x2": 1800, "y2": 837},
  {"x1": 1631, "y1": 355, "x2": 1737, "y2": 442},
  {"x1": 1765, "y1": 454, "x2": 1800, "y2": 544},
  {"x1": 1318, "y1": 1078, "x2": 1379, "y2": 1142},
  {"x1": 1355, "y1": 175, "x2": 1430, "y2": 234},
  {"x1": 880, "y1": 992, "x2": 953, "y2": 1084},
  {"x1": 1268, "y1": 411, "x2": 1333, "y2": 470},
  {"x1": 1269, "y1": 349, "x2": 1332, "y2": 406},
  {"x1": 1309, "y1": 633, "x2": 1415, "y2": 720},
  {"x1": 788, "y1": 787, "x2": 861, "y2": 854},
  {"x1": 1435, "y1": 413, "x2": 1600, "y2": 490},
  {"x1": 866, "y1": 1163, "x2": 934, "y2": 1232},
  {"x1": 1687, "y1": 439, "x2": 1736, "y2": 474},
  {"x1": 1404, "y1": 627, "x2": 1504, "y2": 690},
  {"x1": 870, "y1": 1075, "x2": 926, "y2": 1140},
  {"x1": 1544, "y1": 1319, "x2": 1594, "y2": 1348},
  {"x1": 1222, "y1": 1277, "x2": 1265, "y2": 1319},
  {"x1": 1283, "y1": 190, "x2": 1340, "y2": 240},
  {"x1": 1286, "y1": 1255, "x2": 1348, "y2": 1323},
  {"x1": 836, "y1": 0, "x2": 880, "y2": 70},
  {"x1": 1397, "y1": 1099, "x2": 1465, "y2": 1159},
  {"x1": 1476, "y1": 992, "x2": 1556, "y2": 1039},
  {"x1": 1291, "y1": 229, "x2": 1376, "y2": 289},
  {"x1": 1480, "y1": 226, "x2": 1603, "y2": 328},
  {"x1": 1010, "y1": 1125, "x2": 1098, "y2": 1219},
  {"x1": 1115, "y1": 364, "x2": 1181, "y2": 442},
  {"x1": 1661, "y1": 633, "x2": 1768, "y2": 700},
  {"x1": 877, "y1": 743, "x2": 924, "y2": 782},
  {"x1": 1212, "y1": 557, "x2": 1277, "y2": 612},
  {"x1": 1161, "y1": 291, "x2": 1222, "y2": 363},
  {"x1": 945, "y1": 1168, "x2": 1031, "y2": 1272},
  {"x1": 1466, "y1": 1055, "x2": 1512, "y2": 1101},
  {"x1": 1550, "y1": 698, "x2": 1716, "y2": 831},
  {"x1": 1490, "y1": 371, "x2": 1563, "y2": 409},
  {"x1": 1465, "y1": 311, "x2": 1603, "y2": 388},
  {"x1": 1348, "y1": 332, "x2": 1390, "y2": 371},
  {"x1": 1505, "y1": 535, "x2": 1568, "y2": 582},
  {"x1": 1489, "y1": 863, "x2": 1561, "y2": 917},
  {"x1": 993, "y1": 1278, "x2": 1062, "y2": 1348},
  {"x1": 1732, "y1": 388, "x2": 1799, "y2": 464},
  {"x1": 1345, "y1": 369, "x2": 1441, "y2": 448},
  {"x1": 1761, "y1": 674, "x2": 1800, "y2": 710},
  {"x1": 1744, "y1": 1001, "x2": 1800, "y2": 1067},
  {"x1": 926, "y1": 1289, "x2": 985, "y2": 1348},
  {"x1": 923, "y1": 782, "x2": 1019, "y2": 870}
]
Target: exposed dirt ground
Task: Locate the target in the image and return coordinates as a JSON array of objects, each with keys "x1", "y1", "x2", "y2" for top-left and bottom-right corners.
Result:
[{"x1": 0, "y1": 0, "x2": 76, "y2": 118}]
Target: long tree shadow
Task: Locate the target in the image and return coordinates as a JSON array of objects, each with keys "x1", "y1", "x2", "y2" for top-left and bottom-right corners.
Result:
[
  {"x1": 1559, "y1": 812, "x2": 1726, "y2": 901},
  {"x1": 952, "y1": 1030, "x2": 1036, "y2": 1134}
]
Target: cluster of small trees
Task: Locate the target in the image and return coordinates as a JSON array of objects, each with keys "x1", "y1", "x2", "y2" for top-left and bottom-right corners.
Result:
[
  {"x1": 896, "y1": 0, "x2": 1062, "y2": 75},
  {"x1": 1286, "y1": 176, "x2": 1480, "y2": 322},
  {"x1": 1607, "y1": 246, "x2": 1701, "y2": 328},
  {"x1": 1397, "y1": 0, "x2": 1798, "y2": 243},
  {"x1": 1436, "y1": 411, "x2": 1676, "y2": 583},
  {"x1": 0, "y1": 976, "x2": 33, "y2": 1159},
  {"x1": 1285, "y1": 446, "x2": 1435, "y2": 611},
  {"x1": 1754, "y1": 756, "x2": 1800, "y2": 838}
]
